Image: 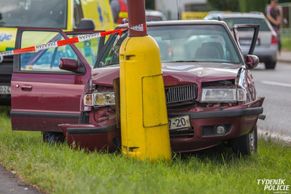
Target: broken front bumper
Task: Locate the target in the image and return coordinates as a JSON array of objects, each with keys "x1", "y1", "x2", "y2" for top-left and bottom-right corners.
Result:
[
  {"x1": 59, "y1": 124, "x2": 119, "y2": 152},
  {"x1": 60, "y1": 97, "x2": 264, "y2": 153},
  {"x1": 168, "y1": 97, "x2": 264, "y2": 153}
]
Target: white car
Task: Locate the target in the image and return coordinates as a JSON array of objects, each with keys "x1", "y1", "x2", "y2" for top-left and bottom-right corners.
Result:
[
  {"x1": 205, "y1": 12, "x2": 278, "y2": 69},
  {"x1": 146, "y1": 10, "x2": 166, "y2": 21}
]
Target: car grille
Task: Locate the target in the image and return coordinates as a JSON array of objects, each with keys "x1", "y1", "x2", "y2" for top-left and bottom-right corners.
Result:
[
  {"x1": 166, "y1": 85, "x2": 197, "y2": 105},
  {"x1": 170, "y1": 128, "x2": 194, "y2": 138}
]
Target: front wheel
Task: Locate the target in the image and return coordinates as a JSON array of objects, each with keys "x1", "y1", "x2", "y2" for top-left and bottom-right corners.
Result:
[
  {"x1": 265, "y1": 61, "x2": 277, "y2": 69},
  {"x1": 43, "y1": 132, "x2": 65, "y2": 144},
  {"x1": 231, "y1": 126, "x2": 257, "y2": 156}
]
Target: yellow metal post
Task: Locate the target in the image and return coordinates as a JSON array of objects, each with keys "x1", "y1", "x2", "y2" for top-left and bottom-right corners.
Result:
[{"x1": 119, "y1": 0, "x2": 171, "y2": 160}]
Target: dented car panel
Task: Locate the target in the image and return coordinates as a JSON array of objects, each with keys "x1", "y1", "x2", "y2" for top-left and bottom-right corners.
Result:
[
  {"x1": 64, "y1": 64, "x2": 263, "y2": 153},
  {"x1": 60, "y1": 123, "x2": 119, "y2": 151}
]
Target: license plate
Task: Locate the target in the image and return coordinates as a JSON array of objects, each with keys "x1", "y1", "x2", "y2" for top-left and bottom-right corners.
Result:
[
  {"x1": 169, "y1": 115, "x2": 191, "y2": 130},
  {"x1": 0, "y1": 85, "x2": 11, "y2": 95},
  {"x1": 239, "y1": 38, "x2": 260, "y2": 46}
]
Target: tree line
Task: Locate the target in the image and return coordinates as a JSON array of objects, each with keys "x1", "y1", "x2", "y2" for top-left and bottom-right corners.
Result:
[{"x1": 208, "y1": 0, "x2": 288, "y2": 13}]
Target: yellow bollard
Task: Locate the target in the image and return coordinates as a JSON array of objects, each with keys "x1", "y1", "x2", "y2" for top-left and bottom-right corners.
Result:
[{"x1": 119, "y1": 35, "x2": 171, "y2": 160}]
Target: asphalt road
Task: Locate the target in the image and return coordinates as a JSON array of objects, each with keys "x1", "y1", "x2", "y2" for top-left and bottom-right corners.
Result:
[
  {"x1": 252, "y1": 62, "x2": 291, "y2": 141},
  {"x1": 0, "y1": 166, "x2": 41, "y2": 194}
]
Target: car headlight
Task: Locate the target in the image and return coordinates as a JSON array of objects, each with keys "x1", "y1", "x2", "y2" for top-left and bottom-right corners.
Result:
[
  {"x1": 201, "y1": 88, "x2": 246, "y2": 103},
  {"x1": 83, "y1": 92, "x2": 115, "y2": 106}
]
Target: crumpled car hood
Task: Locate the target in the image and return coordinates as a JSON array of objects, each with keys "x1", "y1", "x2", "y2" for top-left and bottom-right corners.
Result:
[{"x1": 92, "y1": 62, "x2": 242, "y2": 87}]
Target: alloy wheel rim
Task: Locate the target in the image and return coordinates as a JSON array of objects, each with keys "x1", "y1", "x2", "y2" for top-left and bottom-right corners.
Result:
[{"x1": 249, "y1": 130, "x2": 256, "y2": 153}]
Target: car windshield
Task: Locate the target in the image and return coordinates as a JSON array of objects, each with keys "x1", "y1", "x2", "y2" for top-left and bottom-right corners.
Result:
[
  {"x1": 97, "y1": 24, "x2": 242, "y2": 68},
  {"x1": 224, "y1": 17, "x2": 270, "y2": 31},
  {"x1": 0, "y1": 0, "x2": 67, "y2": 28}
]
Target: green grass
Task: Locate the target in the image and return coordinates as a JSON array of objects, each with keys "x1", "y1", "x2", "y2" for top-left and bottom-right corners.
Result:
[
  {"x1": 0, "y1": 108, "x2": 290, "y2": 194},
  {"x1": 282, "y1": 36, "x2": 291, "y2": 51}
]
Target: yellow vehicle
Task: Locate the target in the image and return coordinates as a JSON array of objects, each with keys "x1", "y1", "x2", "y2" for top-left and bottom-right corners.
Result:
[
  {"x1": 181, "y1": 12, "x2": 209, "y2": 20},
  {"x1": 0, "y1": 0, "x2": 114, "y2": 105}
]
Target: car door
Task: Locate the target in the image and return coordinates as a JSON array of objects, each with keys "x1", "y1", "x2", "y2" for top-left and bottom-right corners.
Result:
[
  {"x1": 10, "y1": 28, "x2": 100, "y2": 132},
  {"x1": 232, "y1": 24, "x2": 260, "y2": 55},
  {"x1": 66, "y1": 30, "x2": 105, "y2": 67}
]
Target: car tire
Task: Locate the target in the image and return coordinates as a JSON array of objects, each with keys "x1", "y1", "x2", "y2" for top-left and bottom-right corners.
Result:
[
  {"x1": 265, "y1": 61, "x2": 277, "y2": 69},
  {"x1": 43, "y1": 132, "x2": 65, "y2": 144},
  {"x1": 231, "y1": 126, "x2": 257, "y2": 156}
]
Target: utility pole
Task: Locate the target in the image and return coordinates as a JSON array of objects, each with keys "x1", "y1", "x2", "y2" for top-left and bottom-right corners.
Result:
[{"x1": 119, "y1": 0, "x2": 171, "y2": 160}]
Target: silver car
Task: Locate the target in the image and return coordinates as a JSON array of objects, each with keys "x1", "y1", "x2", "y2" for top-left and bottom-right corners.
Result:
[{"x1": 205, "y1": 12, "x2": 278, "y2": 69}]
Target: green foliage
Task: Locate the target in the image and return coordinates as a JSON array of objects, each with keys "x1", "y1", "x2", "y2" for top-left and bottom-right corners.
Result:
[
  {"x1": 0, "y1": 110, "x2": 290, "y2": 194},
  {"x1": 208, "y1": 0, "x2": 240, "y2": 11},
  {"x1": 239, "y1": 0, "x2": 269, "y2": 12},
  {"x1": 279, "y1": 0, "x2": 291, "y2": 3},
  {"x1": 208, "y1": 0, "x2": 270, "y2": 13},
  {"x1": 145, "y1": 0, "x2": 155, "y2": 10},
  {"x1": 282, "y1": 36, "x2": 291, "y2": 51}
]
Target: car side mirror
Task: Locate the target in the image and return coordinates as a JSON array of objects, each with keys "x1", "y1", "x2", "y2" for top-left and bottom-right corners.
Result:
[
  {"x1": 59, "y1": 58, "x2": 84, "y2": 73},
  {"x1": 75, "y1": 19, "x2": 95, "y2": 31},
  {"x1": 245, "y1": 55, "x2": 259, "y2": 69},
  {"x1": 0, "y1": 55, "x2": 3, "y2": 63}
]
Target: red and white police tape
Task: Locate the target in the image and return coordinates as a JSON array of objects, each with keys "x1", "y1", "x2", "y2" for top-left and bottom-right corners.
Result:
[{"x1": 0, "y1": 29, "x2": 124, "y2": 57}]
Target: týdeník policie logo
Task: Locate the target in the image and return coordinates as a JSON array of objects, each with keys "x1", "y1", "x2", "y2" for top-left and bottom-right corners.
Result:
[{"x1": 257, "y1": 179, "x2": 290, "y2": 193}]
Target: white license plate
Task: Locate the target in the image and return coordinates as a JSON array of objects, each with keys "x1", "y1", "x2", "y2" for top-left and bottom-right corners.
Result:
[
  {"x1": 169, "y1": 115, "x2": 191, "y2": 130},
  {"x1": 0, "y1": 85, "x2": 11, "y2": 95},
  {"x1": 239, "y1": 39, "x2": 260, "y2": 46}
]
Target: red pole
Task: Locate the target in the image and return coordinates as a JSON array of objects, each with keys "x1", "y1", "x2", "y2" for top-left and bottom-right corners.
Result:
[{"x1": 127, "y1": 0, "x2": 147, "y2": 37}]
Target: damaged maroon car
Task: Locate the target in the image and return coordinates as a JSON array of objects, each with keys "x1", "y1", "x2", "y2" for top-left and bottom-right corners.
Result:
[{"x1": 10, "y1": 21, "x2": 264, "y2": 155}]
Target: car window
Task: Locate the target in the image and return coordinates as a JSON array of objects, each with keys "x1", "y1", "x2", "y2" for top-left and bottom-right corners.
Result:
[
  {"x1": 223, "y1": 17, "x2": 271, "y2": 31},
  {"x1": 204, "y1": 15, "x2": 218, "y2": 20},
  {"x1": 72, "y1": 37, "x2": 99, "y2": 67},
  {"x1": 73, "y1": 0, "x2": 84, "y2": 27},
  {"x1": 20, "y1": 31, "x2": 78, "y2": 72},
  {"x1": 97, "y1": 33, "x2": 126, "y2": 68},
  {"x1": 0, "y1": 0, "x2": 67, "y2": 28},
  {"x1": 97, "y1": 24, "x2": 242, "y2": 67}
]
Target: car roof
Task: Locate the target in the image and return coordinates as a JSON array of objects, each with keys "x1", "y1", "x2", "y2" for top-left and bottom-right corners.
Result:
[
  {"x1": 118, "y1": 20, "x2": 229, "y2": 28},
  {"x1": 145, "y1": 10, "x2": 164, "y2": 17},
  {"x1": 207, "y1": 12, "x2": 266, "y2": 19}
]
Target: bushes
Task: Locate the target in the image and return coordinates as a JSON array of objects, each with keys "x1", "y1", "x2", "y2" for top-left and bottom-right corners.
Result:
[
  {"x1": 208, "y1": 0, "x2": 240, "y2": 11},
  {"x1": 208, "y1": 0, "x2": 270, "y2": 13}
]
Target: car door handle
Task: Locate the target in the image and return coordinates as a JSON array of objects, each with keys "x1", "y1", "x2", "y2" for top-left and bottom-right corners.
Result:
[{"x1": 20, "y1": 85, "x2": 33, "y2": 91}]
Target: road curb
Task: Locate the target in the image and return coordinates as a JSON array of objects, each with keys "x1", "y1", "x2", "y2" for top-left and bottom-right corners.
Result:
[
  {"x1": 277, "y1": 51, "x2": 291, "y2": 64},
  {"x1": 278, "y1": 58, "x2": 291, "y2": 64},
  {"x1": 258, "y1": 129, "x2": 291, "y2": 145}
]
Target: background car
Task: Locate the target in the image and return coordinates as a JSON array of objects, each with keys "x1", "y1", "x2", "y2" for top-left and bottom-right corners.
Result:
[
  {"x1": 10, "y1": 21, "x2": 263, "y2": 156},
  {"x1": 205, "y1": 12, "x2": 278, "y2": 69},
  {"x1": 0, "y1": 0, "x2": 114, "y2": 106},
  {"x1": 146, "y1": 10, "x2": 167, "y2": 21}
]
